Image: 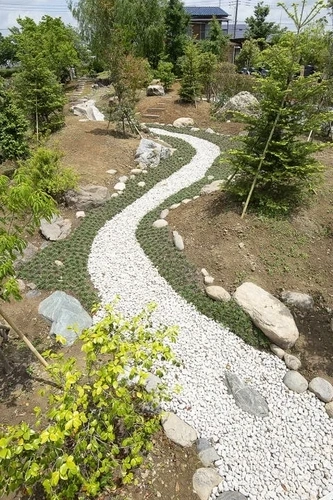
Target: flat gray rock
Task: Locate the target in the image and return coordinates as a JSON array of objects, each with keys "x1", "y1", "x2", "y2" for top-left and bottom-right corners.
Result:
[
  {"x1": 144, "y1": 373, "x2": 161, "y2": 393},
  {"x1": 234, "y1": 282, "x2": 299, "y2": 349},
  {"x1": 65, "y1": 184, "x2": 110, "y2": 209},
  {"x1": 153, "y1": 219, "x2": 168, "y2": 228},
  {"x1": 38, "y1": 291, "x2": 92, "y2": 346},
  {"x1": 173, "y1": 231, "x2": 184, "y2": 251},
  {"x1": 225, "y1": 372, "x2": 269, "y2": 417},
  {"x1": 283, "y1": 371, "x2": 308, "y2": 393},
  {"x1": 280, "y1": 291, "x2": 314, "y2": 310},
  {"x1": 198, "y1": 447, "x2": 220, "y2": 467},
  {"x1": 135, "y1": 138, "x2": 171, "y2": 169},
  {"x1": 146, "y1": 84, "x2": 165, "y2": 96},
  {"x1": 40, "y1": 215, "x2": 72, "y2": 241},
  {"x1": 192, "y1": 468, "x2": 221, "y2": 500},
  {"x1": 217, "y1": 493, "x2": 247, "y2": 500},
  {"x1": 14, "y1": 242, "x2": 39, "y2": 267},
  {"x1": 284, "y1": 353, "x2": 301, "y2": 371},
  {"x1": 206, "y1": 286, "x2": 231, "y2": 302},
  {"x1": 309, "y1": 377, "x2": 333, "y2": 403},
  {"x1": 162, "y1": 412, "x2": 197, "y2": 447}
]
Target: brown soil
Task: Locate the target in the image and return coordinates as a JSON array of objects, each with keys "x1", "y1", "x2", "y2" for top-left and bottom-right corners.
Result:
[{"x1": 167, "y1": 148, "x2": 333, "y2": 383}]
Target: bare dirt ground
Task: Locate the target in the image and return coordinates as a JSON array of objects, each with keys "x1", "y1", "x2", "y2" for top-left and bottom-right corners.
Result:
[{"x1": 1, "y1": 79, "x2": 332, "y2": 498}]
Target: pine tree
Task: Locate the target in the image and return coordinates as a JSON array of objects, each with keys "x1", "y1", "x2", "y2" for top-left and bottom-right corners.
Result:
[
  {"x1": 179, "y1": 41, "x2": 201, "y2": 103},
  {"x1": 204, "y1": 16, "x2": 229, "y2": 61},
  {"x1": 245, "y1": 2, "x2": 280, "y2": 49}
]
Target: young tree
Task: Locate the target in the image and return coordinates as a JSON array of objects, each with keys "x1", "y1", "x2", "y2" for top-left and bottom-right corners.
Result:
[
  {"x1": 0, "y1": 78, "x2": 29, "y2": 162},
  {"x1": 198, "y1": 51, "x2": 218, "y2": 101},
  {"x1": 164, "y1": 0, "x2": 190, "y2": 71},
  {"x1": 179, "y1": 41, "x2": 201, "y2": 103},
  {"x1": 0, "y1": 33, "x2": 17, "y2": 67},
  {"x1": 227, "y1": 0, "x2": 330, "y2": 217},
  {"x1": 201, "y1": 16, "x2": 229, "y2": 61},
  {"x1": 245, "y1": 2, "x2": 280, "y2": 48},
  {"x1": 236, "y1": 38, "x2": 261, "y2": 69},
  {"x1": 13, "y1": 18, "x2": 65, "y2": 135}
]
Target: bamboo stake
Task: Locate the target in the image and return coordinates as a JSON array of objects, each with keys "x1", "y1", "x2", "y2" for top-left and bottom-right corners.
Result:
[{"x1": 0, "y1": 306, "x2": 49, "y2": 368}]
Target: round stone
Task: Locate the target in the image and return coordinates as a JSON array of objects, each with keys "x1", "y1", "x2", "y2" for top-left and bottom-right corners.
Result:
[
  {"x1": 283, "y1": 371, "x2": 308, "y2": 394},
  {"x1": 153, "y1": 219, "x2": 168, "y2": 228},
  {"x1": 284, "y1": 353, "x2": 302, "y2": 371}
]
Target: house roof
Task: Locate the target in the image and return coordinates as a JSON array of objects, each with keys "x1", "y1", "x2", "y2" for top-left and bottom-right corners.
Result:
[
  {"x1": 226, "y1": 23, "x2": 247, "y2": 39},
  {"x1": 185, "y1": 6, "x2": 229, "y2": 17}
]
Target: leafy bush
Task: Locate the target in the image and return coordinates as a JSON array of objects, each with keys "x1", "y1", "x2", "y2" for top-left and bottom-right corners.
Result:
[
  {"x1": 0, "y1": 303, "x2": 178, "y2": 499},
  {"x1": 179, "y1": 41, "x2": 202, "y2": 103},
  {"x1": 0, "y1": 77, "x2": 29, "y2": 162},
  {"x1": 213, "y1": 62, "x2": 256, "y2": 110},
  {"x1": 154, "y1": 60, "x2": 175, "y2": 91},
  {"x1": 16, "y1": 147, "x2": 78, "y2": 201},
  {"x1": 0, "y1": 67, "x2": 18, "y2": 79}
]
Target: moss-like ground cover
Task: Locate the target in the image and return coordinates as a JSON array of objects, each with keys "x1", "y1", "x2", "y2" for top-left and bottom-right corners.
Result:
[{"x1": 136, "y1": 127, "x2": 267, "y2": 348}]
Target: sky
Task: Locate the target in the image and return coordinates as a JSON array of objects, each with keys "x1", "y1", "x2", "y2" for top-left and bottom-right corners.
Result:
[{"x1": 0, "y1": 0, "x2": 329, "y2": 36}]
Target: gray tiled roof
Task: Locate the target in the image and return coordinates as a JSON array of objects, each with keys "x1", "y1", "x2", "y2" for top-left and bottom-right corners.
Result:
[{"x1": 185, "y1": 6, "x2": 229, "y2": 17}]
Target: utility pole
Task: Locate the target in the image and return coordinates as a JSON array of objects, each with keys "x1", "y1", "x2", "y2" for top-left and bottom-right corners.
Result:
[{"x1": 233, "y1": 0, "x2": 240, "y2": 39}]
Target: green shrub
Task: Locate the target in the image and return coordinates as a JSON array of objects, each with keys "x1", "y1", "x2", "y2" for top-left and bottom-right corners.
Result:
[
  {"x1": 0, "y1": 67, "x2": 19, "y2": 79},
  {"x1": 0, "y1": 303, "x2": 178, "y2": 499},
  {"x1": 213, "y1": 62, "x2": 256, "y2": 111},
  {"x1": 16, "y1": 147, "x2": 78, "y2": 201},
  {"x1": 154, "y1": 60, "x2": 175, "y2": 91}
]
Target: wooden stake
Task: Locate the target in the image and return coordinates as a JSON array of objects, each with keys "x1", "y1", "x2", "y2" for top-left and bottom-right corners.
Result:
[{"x1": 0, "y1": 306, "x2": 49, "y2": 368}]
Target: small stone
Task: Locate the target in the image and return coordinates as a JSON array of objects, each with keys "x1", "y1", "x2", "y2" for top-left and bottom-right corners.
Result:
[
  {"x1": 201, "y1": 268, "x2": 209, "y2": 277},
  {"x1": 54, "y1": 260, "x2": 64, "y2": 267},
  {"x1": 118, "y1": 175, "x2": 128, "y2": 183},
  {"x1": 111, "y1": 193, "x2": 119, "y2": 198},
  {"x1": 142, "y1": 170, "x2": 148, "y2": 174},
  {"x1": 114, "y1": 182, "x2": 126, "y2": 191},
  {"x1": 191, "y1": 127, "x2": 200, "y2": 132},
  {"x1": 325, "y1": 401, "x2": 333, "y2": 417},
  {"x1": 182, "y1": 198, "x2": 191, "y2": 204},
  {"x1": 138, "y1": 181, "x2": 146, "y2": 187},
  {"x1": 196, "y1": 438, "x2": 211, "y2": 453},
  {"x1": 204, "y1": 276, "x2": 214, "y2": 285},
  {"x1": 173, "y1": 117, "x2": 194, "y2": 128},
  {"x1": 17, "y1": 279, "x2": 26, "y2": 293},
  {"x1": 206, "y1": 286, "x2": 231, "y2": 302},
  {"x1": 160, "y1": 209, "x2": 169, "y2": 219},
  {"x1": 76, "y1": 211, "x2": 85, "y2": 218},
  {"x1": 198, "y1": 447, "x2": 220, "y2": 467},
  {"x1": 162, "y1": 412, "x2": 197, "y2": 447},
  {"x1": 238, "y1": 242, "x2": 245, "y2": 249},
  {"x1": 106, "y1": 169, "x2": 117, "y2": 174},
  {"x1": 173, "y1": 231, "x2": 184, "y2": 251},
  {"x1": 193, "y1": 195, "x2": 200, "y2": 200},
  {"x1": 205, "y1": 128, "x2": 215, "y2": 134},
  {"x1": 27, "y1": 282, "x2": 37, "y2": 290},
  {"x1": 283, "y1": 371, "x2": 308, "y2": 394},
  {"x1": 207, "y1": 175, "x2": 214, "y2": 180},
  {"x1": 130, "y1": 175, "x2": 135, "y2": 180},
  {"x1": 26, "y1": 289, "x2": 41, "y2": 298},
  {"x1": 200, "y1": 180, "x2": 225, "y2": 195},
  {"x1": 153, "y1": 219, "x2": 168, "y2": 228},
  {"x1": 270, "y1": 343, "x2": 285, "y2": 359},
  {"x1": 170, "y1": 203, "x2": 180, "y2": 209},
  {"x1": 193, "y1": 468, "x2": 221, "y2": 500},
  {"x1": 309, "y1": 377, "x2": 333, "y2": 402},
  {"x1": 284, "y1": 353, "x2": 302, "y2": 371},
  {"x1": 280, "y1": 291, "x2": 314, "y2": 310},
  {"x1": 131, "y1": 168, "x2": 142, "y2": 174}
]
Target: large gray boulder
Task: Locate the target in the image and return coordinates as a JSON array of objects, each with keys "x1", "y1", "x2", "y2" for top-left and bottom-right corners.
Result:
[
  {"x1": 40, "y1": 215, "x2": 72, "y2": 241},
  {"x1": 39, "y1": 291, "x2": 92, "y2": 346},
  {"x1": 162, "y1": 412, "x2": 197, "y2": 447},
  {"x1": 71, "y1": 99, "x2": 105, "y2": 121},
  {"x1": 225, "y1": 372, "x2": 269, "y2": 417},
  {"x1": 233, "y1": 282, "x2": 299, "y2": 349},
  {"x1": 65, "y1": 185, "x2": 110, "y2": 210},
  {"x1": 134, "y1": 138, "x2": 172, "y2": 168},
  {"x1": 216, "y1": 91, "x2": 259, "y2": 120}
]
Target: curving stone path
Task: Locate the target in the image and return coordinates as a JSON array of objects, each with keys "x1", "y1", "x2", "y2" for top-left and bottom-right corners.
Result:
[{"x1": 88, "y1": 130, "x2": 333, "y2": 500}]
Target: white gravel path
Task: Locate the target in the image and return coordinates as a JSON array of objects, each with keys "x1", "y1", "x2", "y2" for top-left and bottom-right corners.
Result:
[{"x1": 88, "y1": 129, "x2": 333, "y2": 500}]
